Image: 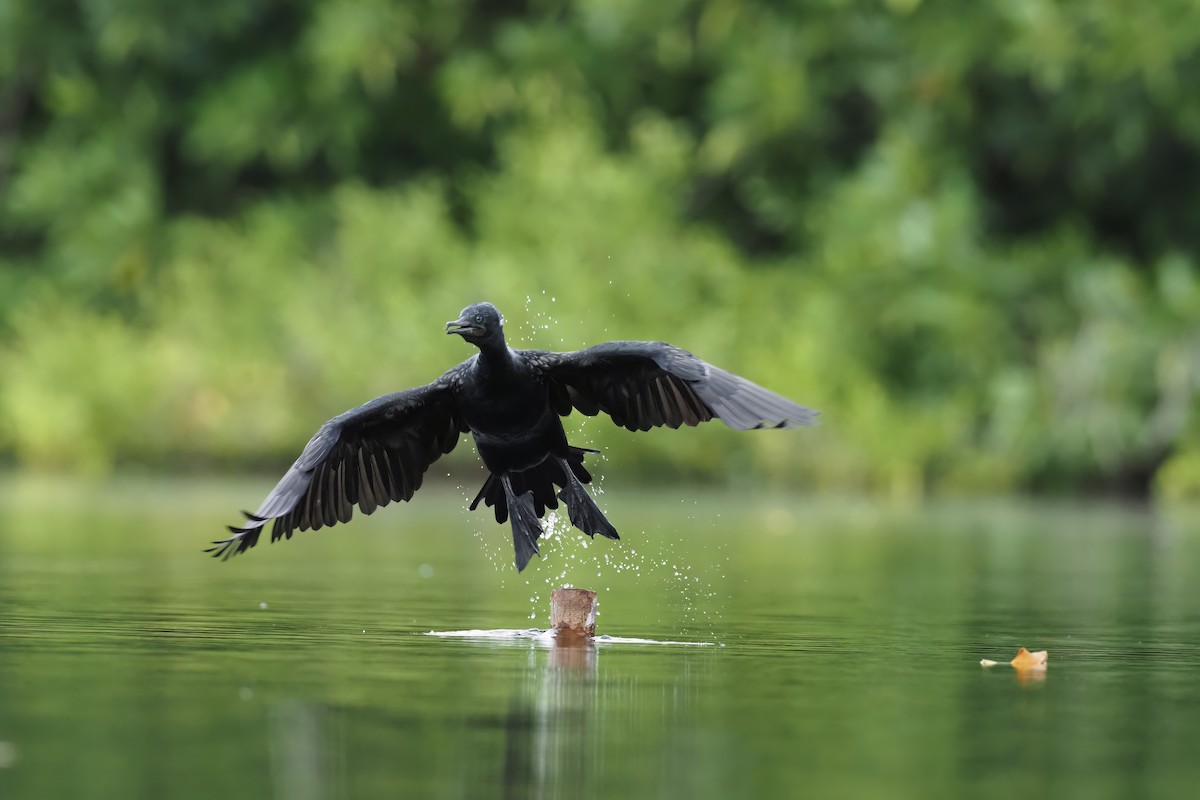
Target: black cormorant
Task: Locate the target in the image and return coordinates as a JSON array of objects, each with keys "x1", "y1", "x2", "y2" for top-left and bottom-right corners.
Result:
[{"x1": 210, "y1": 302, "x2": 817, "y2": 570}]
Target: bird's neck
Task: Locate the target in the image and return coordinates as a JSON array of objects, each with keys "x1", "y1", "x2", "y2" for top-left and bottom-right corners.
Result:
[{"x1": 475, "y1": 338, "x2": 514, "y2": 375}]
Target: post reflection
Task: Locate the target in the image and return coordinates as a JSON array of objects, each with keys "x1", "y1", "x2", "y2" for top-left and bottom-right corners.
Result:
[
  {"x1": 503, "y1": 637, "x2": 599, "y2": 800},
  {"x1": 259, "y1": 634, "x2": 708, "y2": 798},
  {"x1": 268, "y1": 699, "x2": 342, "y2": 800}
]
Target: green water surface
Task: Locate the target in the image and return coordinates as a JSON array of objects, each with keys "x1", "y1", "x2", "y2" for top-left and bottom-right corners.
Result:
[{"x1": 1, "y1": 476, "x2": 1198, "y2": 799}]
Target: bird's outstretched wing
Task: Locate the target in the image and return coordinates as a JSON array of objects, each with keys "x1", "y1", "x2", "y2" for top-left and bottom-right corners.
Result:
[
  {"x1": 528, "y1": 341, "x2": 818, "y2": 431},
  {"x1": 209, "y1": 371, "x2": 467, "y2": 560}
]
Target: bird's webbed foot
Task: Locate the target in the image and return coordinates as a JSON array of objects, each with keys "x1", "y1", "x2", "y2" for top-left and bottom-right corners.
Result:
[
  {"x1": 502, "y1": 474, "x2": 543, "y2": 571},
  {"x1": 555, "y1": 458, "x2": 619, "y2": 541}
]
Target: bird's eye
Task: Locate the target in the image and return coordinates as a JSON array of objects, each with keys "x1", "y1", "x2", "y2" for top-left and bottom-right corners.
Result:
[{"x1": 473, "y1": 314, "x2": 484, "y2": 323}]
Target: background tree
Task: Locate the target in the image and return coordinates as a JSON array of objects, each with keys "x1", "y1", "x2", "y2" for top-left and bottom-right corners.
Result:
[{"x1": 2, "y1": 0, "x2": 1198, "y2": 498}]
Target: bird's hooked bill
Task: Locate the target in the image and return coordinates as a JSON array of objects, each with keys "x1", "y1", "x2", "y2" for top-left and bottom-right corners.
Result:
[{"x1": 445, "y1": 318, "x2": 477, "y2": 335}]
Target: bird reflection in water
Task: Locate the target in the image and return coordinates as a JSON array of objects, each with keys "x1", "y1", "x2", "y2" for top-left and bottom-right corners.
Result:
[
  {"x1": 259, "y1": 635, "x2": 706, "y2": 799},
  {"x1": 502, "y1": 635, "x2": 600, "y2": 800}
]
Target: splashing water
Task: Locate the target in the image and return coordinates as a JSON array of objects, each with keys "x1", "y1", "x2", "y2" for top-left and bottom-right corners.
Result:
[
  {"x1": 459, "y1": 482, "x2": 724, "y2": 637},
  {"x1": 460, "y1": 299, "x2": 724, "y2": 634},
  {"x1": 455, "y1": 482, "x2": 512, "y2": 572},
  {"x1": 518, "y1": 292, "x2": 562, "y2": 346}
]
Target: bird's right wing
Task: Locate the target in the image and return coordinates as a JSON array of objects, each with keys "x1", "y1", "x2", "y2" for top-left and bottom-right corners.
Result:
[
  {"x1": 529, "y1": 341, "x2": 818, "y2": 432},
  {"x1": 208, "y1": 369, "x2": 467, "y2": 560}
]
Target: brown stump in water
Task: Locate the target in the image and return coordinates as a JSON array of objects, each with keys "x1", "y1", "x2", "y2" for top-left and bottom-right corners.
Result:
[{"x1": 550, "y1": 588, "x2": 597, "y2": 640}]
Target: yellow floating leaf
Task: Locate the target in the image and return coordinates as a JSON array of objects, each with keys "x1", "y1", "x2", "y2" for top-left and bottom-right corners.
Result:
[{"x1": 1010, "y1": 647, "x2": 1048, "y2": 669}]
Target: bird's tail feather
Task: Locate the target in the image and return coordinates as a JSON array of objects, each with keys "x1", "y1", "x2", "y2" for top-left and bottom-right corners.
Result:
[
  {"x1": 469, "y1": 447, "x2": 595, "y2": 524},
  {"x1": 557, "y1": 476, "x2": 619, "y2": 540},
  {"x1": 500, "y1": 476, "x2": 544, "y2": 572},
  {"x1": 509, "y1": 494, "x2": 542, "y2": 572}
]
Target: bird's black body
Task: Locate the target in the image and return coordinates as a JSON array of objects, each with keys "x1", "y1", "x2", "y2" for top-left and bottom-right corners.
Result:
[
  {"x1": 456, "y1": 343, "x2": 565, "y2": 474},
  {"x1": 210, "y1": 302, "x2": 818, "y2": 570}
]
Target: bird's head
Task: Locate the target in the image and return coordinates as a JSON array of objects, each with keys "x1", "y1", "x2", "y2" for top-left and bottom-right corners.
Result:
[{"x1": 446, "y1": 302, "x2": 505, "y2": 345}]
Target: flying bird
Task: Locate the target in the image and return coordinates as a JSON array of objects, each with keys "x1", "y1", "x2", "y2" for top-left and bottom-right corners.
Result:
[{"x1": 210, "y1": 302, "x2": 817, "y2": 570}]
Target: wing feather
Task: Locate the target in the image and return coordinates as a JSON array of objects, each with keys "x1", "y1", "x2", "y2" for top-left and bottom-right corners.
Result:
[
  {"x1": 356, "y1": 449, "x2": 377, "y2": 514},
  {"x1": 209, "y1": 368, "x2": 467, "y2": 560},
  {"x1": 529, "y1": 341, "x2": 817, "y2": 432}
]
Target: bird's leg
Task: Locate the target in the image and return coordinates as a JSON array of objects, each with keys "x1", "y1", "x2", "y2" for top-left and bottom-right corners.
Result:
[
  {"x1": 501, "y1": 473, "x2": 543, "y2": 571},
  {"x1": 555, "y1": 457, "x2": 619, "y2": 541}
]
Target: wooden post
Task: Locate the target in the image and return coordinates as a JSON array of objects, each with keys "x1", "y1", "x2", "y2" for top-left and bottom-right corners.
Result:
[{"x1": 550, "y1": 588, "x2": 597, "y2": 640}]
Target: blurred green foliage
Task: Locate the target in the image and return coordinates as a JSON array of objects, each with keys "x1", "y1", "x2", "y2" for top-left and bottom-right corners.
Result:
[{"x1": 2, "y1": 0, "x2": 1199, "y2": 499}]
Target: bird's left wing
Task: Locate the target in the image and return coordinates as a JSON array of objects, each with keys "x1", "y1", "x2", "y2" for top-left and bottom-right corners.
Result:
[
  {"x1": 208, "y1": 370, "x2": 467, "y2": 560},
  {"x1": 528, "y1": 341, "x2": 818, "y2": 432}
]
